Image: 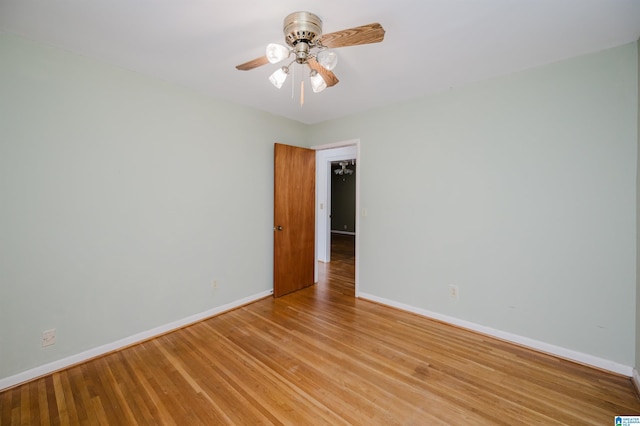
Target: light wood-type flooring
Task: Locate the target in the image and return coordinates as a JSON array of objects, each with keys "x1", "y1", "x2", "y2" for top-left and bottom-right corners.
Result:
[{"x1": 2, "y1": 234, "x2": 640, "y2": 424}]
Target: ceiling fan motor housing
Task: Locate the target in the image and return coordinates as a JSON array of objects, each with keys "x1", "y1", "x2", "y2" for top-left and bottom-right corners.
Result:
[{"x1": 284, "y1": 12, "x2": 322, "y2": 47}]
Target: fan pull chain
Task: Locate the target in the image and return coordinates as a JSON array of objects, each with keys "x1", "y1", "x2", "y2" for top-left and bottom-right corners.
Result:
[{"x1": 300, "y1": 81, "x2": 304, "y2": 106}]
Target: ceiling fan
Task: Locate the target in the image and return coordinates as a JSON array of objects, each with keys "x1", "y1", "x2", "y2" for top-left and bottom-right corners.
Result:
[
  {"x1": 334, "y1": 161, "x2": 354, "y2": 176},
  {"x1": 236, "y1": 12, "x2": 385, "y2": 95}
]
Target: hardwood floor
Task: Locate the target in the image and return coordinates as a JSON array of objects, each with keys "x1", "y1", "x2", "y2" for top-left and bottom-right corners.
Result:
[{"x1": 2, "y1": 233, "x2": 639, "y2": 424}]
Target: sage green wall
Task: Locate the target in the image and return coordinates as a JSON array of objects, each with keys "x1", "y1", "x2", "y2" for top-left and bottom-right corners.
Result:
[
  {"x1": 0, "y1": 34, "x2": 307, "y2": 379},
  {"x1": 308, "y1": 43, "x2": 638, "y2": 366}
]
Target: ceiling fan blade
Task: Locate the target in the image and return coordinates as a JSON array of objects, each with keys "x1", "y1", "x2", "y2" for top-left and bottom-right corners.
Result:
[
  {"x1": 236, "y1": 55, "x2": 269, "y2": 71},
  {"x1": 320, "y1": 23, "x2": 385, "y2": 48},
  {"x1": 308, "y1": 57, "x2": 339, "y2": 87}
]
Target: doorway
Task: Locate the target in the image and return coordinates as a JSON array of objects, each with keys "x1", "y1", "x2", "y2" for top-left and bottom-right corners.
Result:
[
  {"x1": 314, "y1": 140, "x2": 360, "y2": 295},
  {"x1": 330, "y1": 159, "x2": 356, "y2": 237}
]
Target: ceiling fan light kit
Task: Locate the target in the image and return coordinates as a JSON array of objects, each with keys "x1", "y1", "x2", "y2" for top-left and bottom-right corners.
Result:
[
  {"x1": 269, "y1": 66, "x2": 289, "y2": 89},
  {"x1": 266, "y1": 43, "x2": 290, "y2": 64},
  {"x1": 309, "y1": 70, "x2": 327, "y2": 93},
  {"x1": 236, "y1": 11, "x2": 385, "y2": 101},
  {"x1": 316, "y1": 50, "x2": 338, "y2": 71},
  {"x1": 334, "y1": 161, "x2": 355, "y2": 176}
]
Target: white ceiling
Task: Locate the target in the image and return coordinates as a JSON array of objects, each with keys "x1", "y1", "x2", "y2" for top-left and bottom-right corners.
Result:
[{"x1": 1, "y1": 0, "x2": 639, "y2": 124}]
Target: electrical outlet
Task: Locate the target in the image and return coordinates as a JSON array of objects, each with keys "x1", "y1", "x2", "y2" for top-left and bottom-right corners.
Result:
[
  {"x1": 42, "y1": 329, "x2": 56, "y2": 347},
  {"x1": 212, "y1": 280, "x2": 218, "y2": 289},
  {"x1": 449, "y1": 285, "x2": 459, "y2": 299}
]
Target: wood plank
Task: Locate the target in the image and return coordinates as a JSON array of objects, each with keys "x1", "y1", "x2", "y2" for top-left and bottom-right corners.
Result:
[
  {"x1": 1, "y1": 234, "x2": 639, "y2": 424},
  {"x1": 36, "y1": 379, "x2": 49, "y2": 426}
]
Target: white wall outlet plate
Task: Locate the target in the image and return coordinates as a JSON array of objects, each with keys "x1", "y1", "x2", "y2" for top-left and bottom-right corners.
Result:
[
  {"x1": 42, "y1": 329, "x2": 56, "y2": 347},
  {"x1": 449, "y1": 285, "x2": 459, "y2": 299}
]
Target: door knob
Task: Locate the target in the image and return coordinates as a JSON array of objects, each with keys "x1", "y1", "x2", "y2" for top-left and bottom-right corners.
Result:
[{"x1": 274, "y1": 225, "x2": 283, "y2": 231}]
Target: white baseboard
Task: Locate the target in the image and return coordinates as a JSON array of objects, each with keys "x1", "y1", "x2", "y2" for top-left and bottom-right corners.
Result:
[
  {"x1": 357, "y1": 292, "x2": 633, "y2": 377},
  {"x1": 0, "y1": 290, "x2": 273, "y2": 391}
]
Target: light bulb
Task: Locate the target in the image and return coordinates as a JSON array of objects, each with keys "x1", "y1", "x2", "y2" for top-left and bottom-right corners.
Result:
[
  {"x1": 266, "y1": 43, "x2": 289, "y2": 64},
  {"x1": 317, "y1": 50, "x2": 338, "y2": 71},
  {"x1": 269, "y1": 66, "x2": 289, "y2": 89},
  {"x1": 309, "y1": 70, "x2": 327, "y2": 93}
]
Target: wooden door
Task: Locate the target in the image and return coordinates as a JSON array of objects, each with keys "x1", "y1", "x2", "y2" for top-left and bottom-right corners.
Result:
[{"x1": 273, "y1": 143, "x2": 316, "y2": 297}]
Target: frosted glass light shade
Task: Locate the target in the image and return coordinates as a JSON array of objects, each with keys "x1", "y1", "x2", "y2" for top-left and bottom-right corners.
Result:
[
  {"x1": 309, "y1": 70, "x2": 327, "y2": 93},
  {"x1": 266, "y1": 43, "x2": 289, "y2": 64},
  {"x1": 269, "y1": 66, "x2": 289, "y2": 89},
  {"x1": 317, "y1": 50, "x2": 338, "y2": 71}
]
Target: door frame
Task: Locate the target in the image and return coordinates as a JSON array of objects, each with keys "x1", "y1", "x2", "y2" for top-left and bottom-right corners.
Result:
[{"x1": 312, "y1": 139, "x2": 360, "y2": 296}]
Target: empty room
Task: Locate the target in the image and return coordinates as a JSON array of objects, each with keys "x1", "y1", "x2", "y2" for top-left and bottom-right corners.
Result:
[{"x1": 2, "y1": 1, "x2": 640, "y2": 424}]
